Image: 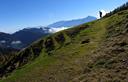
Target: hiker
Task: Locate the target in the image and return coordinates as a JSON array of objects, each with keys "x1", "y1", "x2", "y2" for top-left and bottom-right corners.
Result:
[{"x1": 99, "y1": 11, "x2": 102, "y2": 18}]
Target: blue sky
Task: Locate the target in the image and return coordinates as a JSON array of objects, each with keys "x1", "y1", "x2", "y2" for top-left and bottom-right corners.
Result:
[{"x1": 0, "y1": 0, "x2": 127, "y2": 33}]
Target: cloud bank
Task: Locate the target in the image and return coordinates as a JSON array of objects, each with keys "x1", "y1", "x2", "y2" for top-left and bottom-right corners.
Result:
[{"x1": 49, "y1": 27, "x2": 69, "y2": 33}]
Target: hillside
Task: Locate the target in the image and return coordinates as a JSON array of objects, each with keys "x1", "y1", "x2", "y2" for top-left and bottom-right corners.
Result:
[
  {"x1": 0, "y1": 47, "x2": 18, "y2": 71},
  {"x1": 0, "y1": 7, "x2": 128, "y2": 82}
]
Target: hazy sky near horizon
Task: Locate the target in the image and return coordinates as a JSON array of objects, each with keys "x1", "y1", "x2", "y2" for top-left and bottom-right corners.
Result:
[{"x1": 0, "y1": 0, "x2": 127, "y2": 33}]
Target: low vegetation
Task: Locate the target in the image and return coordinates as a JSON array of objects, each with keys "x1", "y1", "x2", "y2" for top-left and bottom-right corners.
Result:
[
  {"x1": 104, "y1": 2, "x2": 128, "y2": 17},
  {"x1": 0, "y1": 3, "x2": 128, "y2": 82}
]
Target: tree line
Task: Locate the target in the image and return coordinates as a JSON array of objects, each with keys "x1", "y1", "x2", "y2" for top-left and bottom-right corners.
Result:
[{"x1": 104, "y1": 2, "x2": 128, "y2": 17}]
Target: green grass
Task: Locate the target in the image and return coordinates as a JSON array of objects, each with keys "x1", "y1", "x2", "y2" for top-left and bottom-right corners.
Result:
[
  {"x1": 1, "y1": 10, "x2": 128, "y2": 82},
  {"x1": 0, "y1": 18, "x2": 107, "y2": 82},
  {"x1": 1, "y1": 50, "x2": 57, "y2": 82}
]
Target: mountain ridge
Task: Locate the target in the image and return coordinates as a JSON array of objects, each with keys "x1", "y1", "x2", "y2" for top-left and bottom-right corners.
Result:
[
  {"x1": 0, "y1": 27, "x2": 50, "y2": 49},
  {"x1": 48, "y1": 16, "x2": 97, "y2": 28},
  {"x1": 0, "y1": 16, "x2": 96, "y2": 49}
]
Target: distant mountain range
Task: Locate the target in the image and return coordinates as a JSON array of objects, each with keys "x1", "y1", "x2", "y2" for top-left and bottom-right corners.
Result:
[
  {"x1": 0, "y1": 16, "x2": 97, "y2": 49},
  {"x1": 0, "y1": 32, "x2": 18, "y2": 48},
  {"x1": 0, "y1": 27, "x2": 50, "y2": 49},
  {"x1": 12, "y1": 27, "x2": 50, "y2": 48},
  {"x1": 48, "y1": 16, "x2": 97, "y2": 28}
]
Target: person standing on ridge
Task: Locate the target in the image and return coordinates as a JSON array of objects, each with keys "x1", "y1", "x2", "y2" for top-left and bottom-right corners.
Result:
[{"x1": 99, "y1": 11, "x2": 102, "y2": 18}]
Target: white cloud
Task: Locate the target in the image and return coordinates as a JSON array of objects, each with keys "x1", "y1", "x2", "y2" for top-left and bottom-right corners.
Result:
[
  {"x1": 0, "y1": 40, "x2": 6, "y2": 43},
  {"x1": 11, "y1": 41, "x2": 22, "y2": 45},
  {"x1": 49, "y1": 27, "x2": 69, "y2": 33}
]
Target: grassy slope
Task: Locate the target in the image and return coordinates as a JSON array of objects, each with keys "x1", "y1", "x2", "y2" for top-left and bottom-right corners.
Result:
[
  {"x1": 71, "y1": 10, "x2": 128, "y2": 82},
  {"x1": 1, "y1": 10, "x2": 128, "y2": 82}
]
